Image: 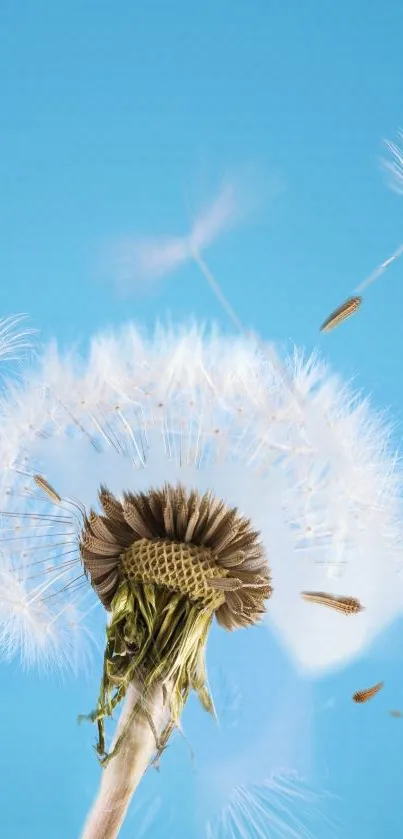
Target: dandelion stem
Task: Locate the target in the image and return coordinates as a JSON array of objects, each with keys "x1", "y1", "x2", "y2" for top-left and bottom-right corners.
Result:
[{"x1": 80, "y1": 680, "x2": 169, "y2": 839}]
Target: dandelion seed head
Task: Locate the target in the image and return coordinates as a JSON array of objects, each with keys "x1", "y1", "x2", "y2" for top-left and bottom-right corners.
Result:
[{"x1": 0, "y1": 323, "x2": 402, "y2": 673}]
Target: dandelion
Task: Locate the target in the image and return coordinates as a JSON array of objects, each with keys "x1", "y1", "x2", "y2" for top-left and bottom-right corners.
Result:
[
  {"x1": 0, "y1": 322, "x2": 402, "y2": 837},
  {"x1": 78, "y1": 482, "x2": 270, "y2": 769}
]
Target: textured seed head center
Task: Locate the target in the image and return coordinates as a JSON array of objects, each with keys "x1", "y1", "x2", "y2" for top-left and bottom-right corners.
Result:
[{"x1": 122, "y1": 538, "x2": 228, "y2": 610}]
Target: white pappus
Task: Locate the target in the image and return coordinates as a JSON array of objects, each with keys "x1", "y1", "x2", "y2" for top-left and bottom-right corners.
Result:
[{"x1": 0, "y1": 322, "x2": 402, "y2": 674}]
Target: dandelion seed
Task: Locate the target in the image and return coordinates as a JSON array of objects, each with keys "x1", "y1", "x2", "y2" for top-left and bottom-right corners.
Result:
[
  {"x1": 110, "y1": 181, "x2": 241, "y2": 285},
  {"x1": 353, "y1": 681, "x2": 384, "y2": 703},
  {"x1": 33, "y1": 475, "x2": 62, "y2": 504},
  {"x1": 320, "y1": 243, "x2": 403, "y2": 335},
  {"x1": 320, "y1": 131, "x2": 403, "y2": 335},
  {"x1": 301, "y1": 591, "x2": 364, "y2": 615},
  {"x1": 108, "y1": 181, "x2": 247, "y2": 332},
  {"x1": 320, "y1": 296, "x2": 362, "y2": 333}
]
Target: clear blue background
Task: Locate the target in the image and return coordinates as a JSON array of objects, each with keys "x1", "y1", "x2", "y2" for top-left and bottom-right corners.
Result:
[{"x1": 1, "y1": 1, "x2": 403, "y2": 836}]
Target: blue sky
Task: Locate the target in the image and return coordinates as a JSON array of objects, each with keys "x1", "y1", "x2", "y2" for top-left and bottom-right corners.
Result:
[{"x1": 1, "y1": 1, "x2": 403, "y2": 837}]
